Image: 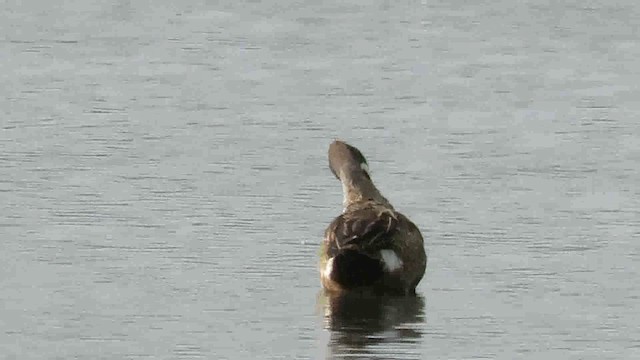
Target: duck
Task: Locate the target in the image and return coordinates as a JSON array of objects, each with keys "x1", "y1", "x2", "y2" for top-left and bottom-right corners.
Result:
[{"x1": 320, "y1": 140, "x2": 427, "y2": 296}]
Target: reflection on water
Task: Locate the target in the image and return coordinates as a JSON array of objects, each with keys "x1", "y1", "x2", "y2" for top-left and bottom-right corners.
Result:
[{"x1": 320, "y1": 292, "x2": 426, "y2": 359}]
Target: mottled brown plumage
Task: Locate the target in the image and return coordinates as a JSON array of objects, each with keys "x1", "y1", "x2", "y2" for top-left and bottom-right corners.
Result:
[
  {"x1": 320, "y1": 141, "x2": 427, "y2": 295},
  {"x1": 327, "y1": 201, "x2": 398, "y2": 254}
]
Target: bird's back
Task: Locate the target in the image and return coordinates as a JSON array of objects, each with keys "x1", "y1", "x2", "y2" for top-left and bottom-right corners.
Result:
[{"x1": 321, "y1": 201, "x2": 425, "y2": 295}]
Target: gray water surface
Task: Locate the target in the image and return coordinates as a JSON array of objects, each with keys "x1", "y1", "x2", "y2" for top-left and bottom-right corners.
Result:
[{"x1": 2, "y1": 0, "x2": 640, "y2": 359}]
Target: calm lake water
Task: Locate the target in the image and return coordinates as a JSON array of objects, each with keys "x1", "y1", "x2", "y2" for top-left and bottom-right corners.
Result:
[{"x1": 2, "y1": 0, "x2": 639, "y2": 359}]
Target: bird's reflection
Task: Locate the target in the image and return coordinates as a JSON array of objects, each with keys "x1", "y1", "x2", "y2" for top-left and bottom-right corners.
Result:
[{"x1": 319, "y1": 291, "x2": 426, "y2": 359}]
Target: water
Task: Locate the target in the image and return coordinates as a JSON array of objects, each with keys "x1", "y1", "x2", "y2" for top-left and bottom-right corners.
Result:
[{"x1": 2, "y1": 0, "x2": 639, "y2": 359}]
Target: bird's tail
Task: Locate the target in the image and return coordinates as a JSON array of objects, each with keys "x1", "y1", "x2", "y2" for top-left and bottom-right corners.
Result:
[{"x1": 330, "y1": 250, "x2": 383, "y2": 288}]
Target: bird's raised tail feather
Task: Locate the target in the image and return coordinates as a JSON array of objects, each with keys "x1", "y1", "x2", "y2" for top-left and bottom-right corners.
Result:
[{"x1": 330, "y1": 250, "x2": 383, "y2": 288}]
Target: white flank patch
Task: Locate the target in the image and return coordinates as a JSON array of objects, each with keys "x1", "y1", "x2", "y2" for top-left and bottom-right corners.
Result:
[
  {"x1": 322, "y1": 257, "x2": 335, "y2": 279},
  {"x1": 380, "y1": 250, "x2": 403, "y2": 272}
]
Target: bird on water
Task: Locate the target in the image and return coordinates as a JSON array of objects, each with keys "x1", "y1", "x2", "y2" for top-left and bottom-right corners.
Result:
[{"x1": 320, "y1": 140, "x2": 427, "y2": 296}]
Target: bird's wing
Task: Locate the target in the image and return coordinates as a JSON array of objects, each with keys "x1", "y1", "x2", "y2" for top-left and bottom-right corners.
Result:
[{"x1": 325, "y1": 203, "x2": 398, "y2": 256}]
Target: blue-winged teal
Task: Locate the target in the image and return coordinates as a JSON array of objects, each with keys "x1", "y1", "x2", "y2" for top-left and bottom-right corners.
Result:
[{"x1": 320, "y1": 140, "x2": 427, "y2": 295}]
